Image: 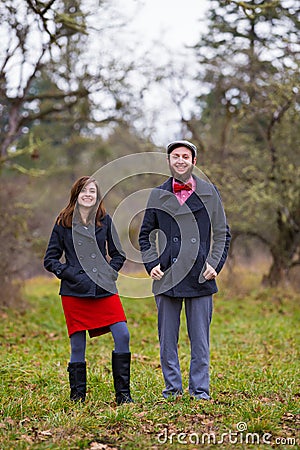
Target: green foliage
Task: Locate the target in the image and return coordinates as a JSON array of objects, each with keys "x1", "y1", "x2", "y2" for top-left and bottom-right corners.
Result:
[
  {"x1": 0, "y1": 275, "x2": 299, "y2": 449},
  {"x1": 190, "y1": 0, "x2": 300, "y2": 285},
  {"x1": 0, "y1": 179, "x2": 30, "y2": 308}
]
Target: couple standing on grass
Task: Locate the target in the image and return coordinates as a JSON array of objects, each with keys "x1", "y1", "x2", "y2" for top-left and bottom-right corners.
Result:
[{"x1": 44, "y1": 140, "x2": 231, "y2": 405}]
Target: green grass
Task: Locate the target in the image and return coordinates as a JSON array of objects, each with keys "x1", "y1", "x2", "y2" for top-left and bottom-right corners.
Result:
[{"x1": 0, "y1": 273, "x2": 299, "y2": 449}]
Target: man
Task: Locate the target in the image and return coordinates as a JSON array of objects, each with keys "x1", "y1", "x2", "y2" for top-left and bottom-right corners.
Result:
[{"x1": 139, "y1": 140, "x2": 231, "y2": 400}]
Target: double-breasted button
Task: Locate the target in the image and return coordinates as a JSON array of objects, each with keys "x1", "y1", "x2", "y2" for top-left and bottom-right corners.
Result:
[
  {"x1": 191, "y1": 238, "x2": 197, "y2": 243},
  {"x1": 79, "y1": 269, "x2": 84, "y2": 274},
  {"x1": 172, "y1": 257, "x2": 177, "y2": 263},
  {"x1": 92, "y1": 267, "x2": 97, "y2": 273},
  {"x1": 78, "y1": 240, "x2": 82, "y2": 246},
  {"x1": 90, "y1": 253, "x2": 96, "y2": 258},
  {"x1": 173, "y1": 237, "x2": 179, "y2": 243}
]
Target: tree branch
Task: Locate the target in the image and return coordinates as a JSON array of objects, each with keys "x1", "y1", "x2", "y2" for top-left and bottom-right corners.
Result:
[
  {"x1": 224, "y1": 0, "x2": 281, "y2": 11},
  {"x1": 25, "y1": 0, "x2": 56, "y2": 42},
  {"x1": 232, "y1": 229, "x2": 272, "y2": 249},
  {"x1": 290, "y1": 260, "x2": 300, "y2": 268},
  {"x1": 267, "y1": 97, "x2": 293, "y2": 172}
]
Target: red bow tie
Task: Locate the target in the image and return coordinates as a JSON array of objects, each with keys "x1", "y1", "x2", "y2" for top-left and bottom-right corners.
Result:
[{"x1": 173, "y1": 181, "x2": 193, "y2": 193}]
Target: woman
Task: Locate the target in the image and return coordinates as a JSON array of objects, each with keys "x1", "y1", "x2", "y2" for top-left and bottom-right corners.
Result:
[{"x1": 44, "y1": 176, "x2": 133, "y2": 405}]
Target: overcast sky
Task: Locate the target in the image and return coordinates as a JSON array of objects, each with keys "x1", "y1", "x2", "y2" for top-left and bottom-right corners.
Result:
[
  {"x1": 109, "y1": 0, "x2": 210, "y2": 145},
  {"x1": 118, "y1": 0, "x2": 209, "y2": 49}
]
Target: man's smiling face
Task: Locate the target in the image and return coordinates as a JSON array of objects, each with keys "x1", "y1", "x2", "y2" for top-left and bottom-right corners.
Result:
[{"x1": 168, "y1": 146, "x2": 196, "y2": 182}]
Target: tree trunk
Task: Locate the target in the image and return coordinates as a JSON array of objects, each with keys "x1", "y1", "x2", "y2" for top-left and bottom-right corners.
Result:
[
  {"x1": 263, "y1": 209, "x2": 299, "y2": 287},
  {"x1": 263, "y1": 252, "x2": 288, "y2": 287}
]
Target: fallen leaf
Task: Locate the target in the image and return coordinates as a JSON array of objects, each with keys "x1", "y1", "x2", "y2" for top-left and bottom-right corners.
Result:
[
  {"x1": 89, "y1": 442, "x2": 118, "y2": 450},
  {"x1": 39, "y1": 430, "x2": 52, "y2": 436}
]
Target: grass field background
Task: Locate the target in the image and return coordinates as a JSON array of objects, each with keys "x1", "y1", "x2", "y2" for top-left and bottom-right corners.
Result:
[{"x1": 0, "y1": 269, "x2": 299, "y2": 449}]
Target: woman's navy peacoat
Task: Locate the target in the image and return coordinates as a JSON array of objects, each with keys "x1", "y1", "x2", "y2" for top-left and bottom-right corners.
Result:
[{"x1": 44, "y1": 214, "x2": 125, "y2": 298}]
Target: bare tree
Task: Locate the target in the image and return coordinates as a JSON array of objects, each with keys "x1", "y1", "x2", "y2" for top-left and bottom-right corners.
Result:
[{"x1": 0, "y1": 0, "x2": 140, "y2": 167}]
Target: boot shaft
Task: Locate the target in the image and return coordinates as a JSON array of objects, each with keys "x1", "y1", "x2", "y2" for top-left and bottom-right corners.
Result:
[
  {"x1": 112, "y1": 352, "x2": 133, "y2": 405},
  {"x1": 67, "y1": 362, "x2": 86, "y2": 402}
]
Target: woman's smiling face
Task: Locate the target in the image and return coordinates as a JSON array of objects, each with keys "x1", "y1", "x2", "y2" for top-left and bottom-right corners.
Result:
[{"x1": 77, "y1": 181, "x2": 97, "y2": 209}]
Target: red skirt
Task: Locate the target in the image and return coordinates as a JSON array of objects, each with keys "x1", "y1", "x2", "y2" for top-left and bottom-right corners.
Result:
[{"x1": 61, "y1": 294, "x2": 127, "y2": 338}]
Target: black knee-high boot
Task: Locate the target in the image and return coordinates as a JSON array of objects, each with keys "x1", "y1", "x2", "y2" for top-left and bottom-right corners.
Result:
[
  {"x1": 67, "y1": 362, "x2": 86, "y2": 402},
  {"x1": 112, "y1": 352, "x2": 134, "y2": 405}
]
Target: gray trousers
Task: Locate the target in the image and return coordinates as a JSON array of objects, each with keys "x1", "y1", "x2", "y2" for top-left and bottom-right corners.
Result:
[{"x1": 155, "y1": 294, "x2": 213, "y2": 399}]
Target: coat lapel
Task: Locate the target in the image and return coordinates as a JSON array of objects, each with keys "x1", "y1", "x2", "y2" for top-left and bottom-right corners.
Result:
[
  {"x1": 186, "y1": 177, "x2": 213, "y2": 212},
  {"x1": 157, "y1": 176, "x2": 213, "y2": 215},
  {"x1": 158, "y1": 178, "x2": 181, "y2": 215}
]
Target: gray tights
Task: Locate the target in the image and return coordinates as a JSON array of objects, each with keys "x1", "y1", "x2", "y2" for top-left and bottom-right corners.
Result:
[{"x1": 70, "y1": 321, "x2": 130, "y2": 363}]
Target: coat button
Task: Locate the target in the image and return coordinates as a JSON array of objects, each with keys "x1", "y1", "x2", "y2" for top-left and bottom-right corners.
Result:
[
  {"x1": 79, "y1": 269, "x2": 84, "y2": 274},
  {"x1": 56, "y1": 269, "x2": 61, "y2": 275},
  {"x1": 78, "y1": 240, "x2": 82, "y2": 246},
  {"x1": 191, "y1": 238, "x2": 197, "y2": 243},
  {"x1": 92, "y1": 267, "x2": 97, "y2": 273},
  {"x1": 173, "y1": 237, "x2": 179, "y2": 242},
  {"x1": 90, "y1": 253, "x2": 96, "y2": 258},
  {"x1": 172, "y1": 257, "x2": 177, "y2": 263}
]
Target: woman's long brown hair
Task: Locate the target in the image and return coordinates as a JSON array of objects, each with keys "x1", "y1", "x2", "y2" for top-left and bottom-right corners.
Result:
[{"x1": 57, "y1": 176, "x2": 106, "y2": 227}]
